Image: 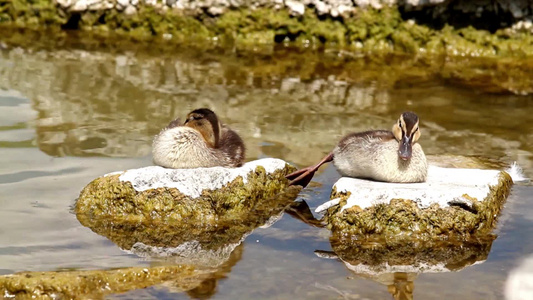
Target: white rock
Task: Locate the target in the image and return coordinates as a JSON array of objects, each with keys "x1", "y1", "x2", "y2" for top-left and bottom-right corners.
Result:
[
  {"x1": 208, "y1": 6, "x2": 226, "y2": 15},
  {"x1": 124, "y1": 5, "x2": 137, "y2": 15},
  {"x1": 118, "y1": 158, "x2": 289, "y2": 198},
  {"x1": 336, "y1": 4, "x2": 353, "y2": 16},
  {"x1": 228, "y1": 0, "x2": 241, "y2": 7},
  {"x1": 117, "y1": 0, "x2": 130, "y2": 8},
  {"x1": 89, "y1": 0, "x2": 114, "y2": 10},
  {"x1": 56, "y1": 0, "x2": 74, "y2": 8},
  {"x1": 285, "y1": 0, "x2": 305, "y2": 16},
  {"x1": 70, "y1": 0, "x2": 88, "y2": 11},
  {"x1": 326, "y1": 166, "x2": 504, "y2": 211},
  {"x1": 314, "y1": 1, "x2": 329, "y2": 15}
]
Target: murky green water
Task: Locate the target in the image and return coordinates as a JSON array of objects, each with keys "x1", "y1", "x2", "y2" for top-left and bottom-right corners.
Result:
[{"x1": 0, "y1": 33, "x2": 532, "y2": 299}]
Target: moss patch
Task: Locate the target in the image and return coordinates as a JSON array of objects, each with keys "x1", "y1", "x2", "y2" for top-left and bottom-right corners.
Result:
[
  {"x1": 0, "y1": 265, "x2": 204, "y2": 299},
  {"x1": 75, "y1": 164, "x2": 300, "y2": 251},
  {"x1": 0, "y1": 0, "x2": 66, "y2": 28},
  {"x1": 323, "y1": 171, "x2": 512, "y2": 241},
  {"x1": 76, "y1": 165, "x2": 297, "y2": 224},
  {"x1": 77, "y1": 185, "x2": 301, "y2": 252},
  {"x1": 3, "y1": 14, "x2": 533, "y2": 95},
  {"x1": 1, "y1": 3, "x2": 533, "y2": 58}
]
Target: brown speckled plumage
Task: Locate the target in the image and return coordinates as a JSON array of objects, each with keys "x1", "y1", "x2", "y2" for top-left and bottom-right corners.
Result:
[
  {"x1": 287, "y1": 112, "x2": 428, "y2": 187},
  {"x1": 152, "y1": 108, "x2": 245, "y2": 169}
]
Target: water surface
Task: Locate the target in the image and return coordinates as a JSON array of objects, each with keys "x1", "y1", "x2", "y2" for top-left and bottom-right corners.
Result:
[{"x1": 0, "y1": 37, "x2": 532, "y2": 299}]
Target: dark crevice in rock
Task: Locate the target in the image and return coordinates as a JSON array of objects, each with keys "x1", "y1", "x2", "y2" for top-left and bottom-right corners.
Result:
[
  {"x1": 62, "y1": 13, "x2": 81, "y2": 30},
  {"x1": 97, "y1": 12, "x2": 107, "y2": 25},
  {"x1": 448, "y1": 201, "x2": 478, "y2": 214},
  {"x1": 399, "y1": 1, "x2": 522, "y2": 33}
]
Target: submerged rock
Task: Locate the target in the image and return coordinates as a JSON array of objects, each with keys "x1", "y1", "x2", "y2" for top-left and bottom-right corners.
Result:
[
  {"x1": 0, "y1": 265, "x2": 210, "y2": 299},
  {"x1": 320, "y1": 166, "x2": 513, "y2": 240}
]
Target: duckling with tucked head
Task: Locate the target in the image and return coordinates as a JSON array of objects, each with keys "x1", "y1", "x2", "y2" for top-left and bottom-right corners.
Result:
[
  {"x1": 286, "y1": 112, "x2": 428, "y2": 187},
  {"x1": 152, "y1": 108, "x2": 245, "y2": 169}
]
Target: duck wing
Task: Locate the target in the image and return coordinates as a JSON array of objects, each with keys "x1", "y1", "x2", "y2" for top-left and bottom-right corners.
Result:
[{"x1": 218, "y1": 126, "x2": 246, "y2": 167}]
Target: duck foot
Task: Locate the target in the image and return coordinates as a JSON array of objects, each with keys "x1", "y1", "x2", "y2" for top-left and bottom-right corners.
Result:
[
  {"x1": 286, "y1": 152, "x2": 334, "y2": 187},
  {"x1": 286, "y1": 167, "x2": 317, "y2": 187}
]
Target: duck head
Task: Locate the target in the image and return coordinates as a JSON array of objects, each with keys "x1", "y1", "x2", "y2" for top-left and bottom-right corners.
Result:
[
  {"x1": 392, "y1": 112, "x2": 421, "y2": 161},
  {"x1": 184, "y1": 108, "x2": 221, "y2": 148}
]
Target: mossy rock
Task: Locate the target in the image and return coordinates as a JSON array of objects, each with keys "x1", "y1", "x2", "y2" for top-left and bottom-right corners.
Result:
[
  {"x1": 0, "y1": 240, "x2": 246, "y2": 299},
  {"x1": 321, "y1": 166, "x2": 513, "y2": 241},
  {"x1": 76, "y1": 158, "x2": 300, "y2": 259},
  {"x1": 2, "y1": 2, "x2": 533, "y2": 59},
  {"x1": 76, "y1": 158, "x2": 297, "y2": 224},
  {"x1": 0, "y1": 265, "x2": 206, "y2": 299},
  {"x1": 77, "y1": 185, "x2": 301, "y2": 267}
]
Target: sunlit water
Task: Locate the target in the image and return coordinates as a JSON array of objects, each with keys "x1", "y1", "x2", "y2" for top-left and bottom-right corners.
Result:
[{"x1": 0, "y1": 35, "x2": 532, "y2": 299}]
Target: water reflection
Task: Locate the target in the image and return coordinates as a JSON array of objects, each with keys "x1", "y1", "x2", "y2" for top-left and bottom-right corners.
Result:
[
  {"x1": 316, "y1": 236, "x2": 495, "y2": 300},
  {"x1": 1, "y1": 42, "x2": 532, "y2": 176},
  {"x1": 0, "y1": 32, "x2": 532, "y2": 299}
]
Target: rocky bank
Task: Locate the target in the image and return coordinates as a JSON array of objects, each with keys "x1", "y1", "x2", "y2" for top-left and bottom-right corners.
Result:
[{"x1": 1, "y1": 0, "x2": 533, "y2": 56}]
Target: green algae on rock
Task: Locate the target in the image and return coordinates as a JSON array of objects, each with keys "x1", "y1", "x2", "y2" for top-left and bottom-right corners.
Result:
[
  {"x1": 0, "y1": 237, "x2": 247, "y2": 299},
  {"x1": 0, "y1": 265, "x2": 205, "y2": 299},
  {"x1": 320, "y1": 166, "x2": 513, "y2": 241},
  {"x1": 2, "y1": 0, "x2": 533, "y2": 58},
  {"x1": 75, "y1": 158, "x2": 300, "y2": 275},
  {"x1": 76, "y1": 158, "x2": 298, "y2": 225},
  {"x1": 77, "y1": 183, "x2": 301, "y2": 266}
]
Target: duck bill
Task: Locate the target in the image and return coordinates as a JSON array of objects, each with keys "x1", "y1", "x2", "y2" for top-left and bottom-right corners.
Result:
[{"x1": 399, "y1": 136, "x2": 412, "y2": 160}]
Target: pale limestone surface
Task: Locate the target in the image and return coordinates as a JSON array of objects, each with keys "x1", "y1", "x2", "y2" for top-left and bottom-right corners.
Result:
[
  {"x1": 118, "y1": 158, "x2": 288, "y2": 198},
  {"x1": 317, "y1": 165, "x2": 506, "y2": 213},
  {"x1": 52, "y1": 0, "x2": 533, "y2": 21}
]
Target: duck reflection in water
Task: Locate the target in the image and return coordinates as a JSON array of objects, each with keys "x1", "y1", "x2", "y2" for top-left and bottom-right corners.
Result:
[{"x1": 287, "y1": 112, "x2": 428, "y2": 187}]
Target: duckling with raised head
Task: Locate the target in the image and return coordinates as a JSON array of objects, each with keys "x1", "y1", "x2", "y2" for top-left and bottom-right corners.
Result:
[
  {"x1": 286, "y1": 112, "x2": 428, "y2": 187},
  {"x1": 152, "y1": 108, "x2": 245, "y2": 169}
]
